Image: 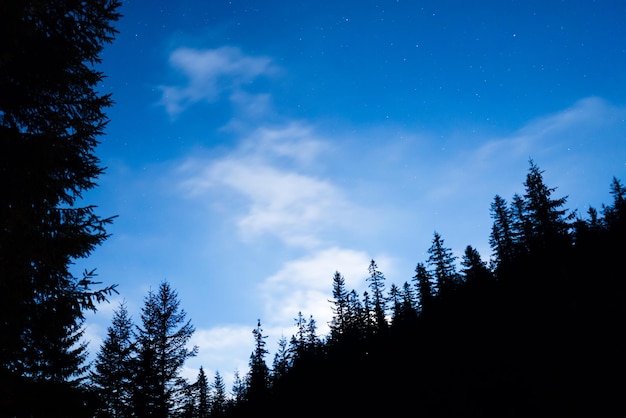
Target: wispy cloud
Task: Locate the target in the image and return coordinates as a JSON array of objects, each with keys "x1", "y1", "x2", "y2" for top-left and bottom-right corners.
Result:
[
  {"x1": 177, "y1": 125, "x2": 352, "y2": 248},
  {"x1": 159, "y1": 46, "x2": 278, "y2": 116}
]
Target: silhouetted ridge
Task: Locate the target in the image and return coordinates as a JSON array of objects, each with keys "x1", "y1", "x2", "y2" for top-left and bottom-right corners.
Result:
[{"x1": 216, "y1": 162, "x2": 625, "y2": 418}]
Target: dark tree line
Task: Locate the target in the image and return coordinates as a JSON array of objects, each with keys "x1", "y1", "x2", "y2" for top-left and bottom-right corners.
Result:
[
  {"x1": 216, "y1": 161, "x2": 625, "y2": 418},
  {"x1": 89, "y1": 161, "x2": 625, "y2": 417}
]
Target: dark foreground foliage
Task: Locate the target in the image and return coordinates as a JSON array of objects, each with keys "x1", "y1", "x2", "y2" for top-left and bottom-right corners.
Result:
[{"x1": 1, "y1": 1, "x2": 121, "y2": 417}]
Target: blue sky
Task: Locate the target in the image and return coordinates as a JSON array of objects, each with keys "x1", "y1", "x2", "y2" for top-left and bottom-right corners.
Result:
[{"x1": 79, "y1": 0, "x2": 626, "y2": 388}]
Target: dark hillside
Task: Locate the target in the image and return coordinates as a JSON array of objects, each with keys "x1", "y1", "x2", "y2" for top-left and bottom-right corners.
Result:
[{"x1": 225, "y1": 169, "x2": 626, "y2": 418}]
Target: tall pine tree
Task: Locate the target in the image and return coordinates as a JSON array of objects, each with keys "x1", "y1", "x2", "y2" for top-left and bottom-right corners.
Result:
[
  {"x1": 328, "y1": 271, "x2": 349, "y2": 342},
  {"x1": 427, "y1": 232, "x2": 458, "y2": 298},
  {"x1": 367, "y1": 260, "x2": 388, "y2": 332},
  {"x1": 211, "y1": 371, "x2": 227, "y2": 418},
  {"x1": 0, "y1": 2, "x2": 121, "y2": 414},
  {"x1": 133, "y1": 281, "x2": 197, "y2": 418},
  {"x1": 247, "y1": 319, "x2": 270, "y2": 404},
  {"x1": 413, "y1": 263, "x2": 434, "y2": 315},
  {"x1": 461, "y1": 246, "x2": 493, "y2": 287},
  {"x1": 522, "y1": 160, "x2": 573, "y2": 250},
  {"x1": 91, "y1": 302, "x2": 134, "y2": 418},
  {"x1": 489, "y1": 194, "x2": 516, "y2": 271},
  {"x1": 196, "y1": 366, "x2": 210, "y2": 418}
]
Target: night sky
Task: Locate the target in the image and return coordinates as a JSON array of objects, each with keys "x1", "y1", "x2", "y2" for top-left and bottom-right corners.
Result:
[{"x1": 80, "y1": 0, "x2": 626, "y2": 386}]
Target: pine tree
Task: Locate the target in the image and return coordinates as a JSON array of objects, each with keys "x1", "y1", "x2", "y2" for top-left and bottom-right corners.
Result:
[
  {"x1": 196, "y1": 366, "x2": 210, "y2": 418},
  {"x1": 489, "y1": 194, "x2": 516, "y2": 269},
  {"x1": 271, "y1": 337, "x2": 290, "y2": 387},
  {"x1": 391, "y1": 282, "x2": 419, "y2": 330},
  {"x1": 91, "y1": 302, "x2": 134, "y2": 418},
  {"x1": 461, "y1": 246, "x2": 493, "y2": 287},
  {"x1": 211, "y1": 371, "x2": 227, "y2": 418},
  {"x1": 247, "y1": 319, "x2": 270, "y2": 403},
  {"x1": 305, "y1": 315, "x2": 321, "y2": 352},
  {"x1": 291, "y1": 312, "x2": 308, "y2": 361},
  {"x1": 329, "y1": 271, "x2": 349, "y2": 342},
  {"x1": 132, "y1": 281, "x2": 198, "y2": 418},
  {"x1": 367, "y1": 260, "x2": 388, "y2": 331},
  {"x1": 522, "y1": 160, "x2": 573, "y2": 249},
  {"x1": 181, "y1": 381, "x2": 197, "y2": 418},
  {"x1": 603, "y1": 177, "x2": 626, "y2": 232},
  {"x1": 0, "y1": 2, "x2": 121, "y2": 414},
  {"x1": 230, "y1": 369, "x2": 247, "y2": 405},
  {"x1": 344, "y1": 289, "x2": 365, "y2": 340},
  {"x1": 427, "y1": 232, "x2": 458, "y2": 298},
  {"x1": 361, "y1": 291, "x2": 376, "y2": 337},
  {"x1": 413, "y1": 262, "x2": 434, "y2": 315},
  {"x1": 510, "y1": 193, "x2": 532, "y2": 253},
  {"x1": 389, "y1": 284, "x2": 403, "y2": 324}
]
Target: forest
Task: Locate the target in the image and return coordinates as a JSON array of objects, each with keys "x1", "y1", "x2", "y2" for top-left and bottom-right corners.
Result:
[
  {"x1": 1, "y1": 1, "x2": 624, "y2": 417},
  {"x1": 86, "y1": 162, "x2": 626, "y2": 418}
]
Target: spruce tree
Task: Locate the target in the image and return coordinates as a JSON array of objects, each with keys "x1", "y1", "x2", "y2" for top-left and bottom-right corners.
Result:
[
  {"x1": 366, "y1": 260, "x2": 388, "y2": 332},
  {"x1": 132, "y1": 281, "x2": 198, "y2": 418},
  {"x1": 0, "y1": 1, "x2": 121, "y2": 414},
  {"x1": 305, "y1": 315, "x2": 321, "y2": 352},
  {"x1": 389, "y1": 284, "x2": 403, "y2": 325},
  {"x1": 211, "y1": 371, "x2": 227, "y2": 418},
  {"x1": 230, "y1": 369, "x2": 247, "y2": 405},
  {"x1": 271, "y1": 337, "x2": 290, "y2": 387},
  {"x1": 345, "y1": 289, "x2": 366, "y2": 340},
  {"x1": 489, "y1": 194, "x2": 516, "y2": 269},
  {"x1": 427, "y1": 232, "x2": 458, "y2": 298},
  {"x1": 510, "y1": 193, "x2": 532, "y2": 253},
  {"x1": 413, "y1": 262, "x2": 434, "y2": 315},
  {"x1": 329, "y1": 271, "x2": 349, "y2": 342},
  {"x1": 91, "y1": 302, "x2": 134, "y2": 418},
  {"x1": 196, "y1": 366, "x2": 210, "y2": 418},
  {"x1": 291, "y1": 312, "x2": 308, "y2": 361},
  {"x1": 391, "y1": 282, "x2": 418, "y2": 330},
  {"x1": 247, "y1": 319, "x2": 270, "y2": 403},
  {"x1": 460, "y1": 246, "x2": 493, "y2": 287},
  {"x1": 603, "y1": 177, "x2": 626, "y2": 232},
  {"x1": 522, "y1": 160, "x2": 573, "y2": 249}
]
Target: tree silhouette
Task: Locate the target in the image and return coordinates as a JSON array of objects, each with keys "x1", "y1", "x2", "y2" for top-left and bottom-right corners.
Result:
[
  {"x1": 196, "y1": 366, "x2": 210, "y2": 418},
  {"x1": 460, "y1": 245, "x2": 492, "y2": 287},
  {"x1": 367, "y1": 260, "x2": 388, "y2": 332},
  {"x1": 91, "y1": 302, "x2": 134, "y2": 418},
  {"x1": 522, "y1": 159, "x2": 573, "y2": 250},
  {"x1": 413, "y1": 262, "x2": 434, "y2": 315},
  {"x1": 211, "y1": 371, "x2": 227, "y2": 418},
  {"x1": 247, "y1": 319, "x2": 270, "y2": 404},
  {"x1": 390, "y1": 281, "x2": 419, "y2": 331},
  {"x1": 132, "y1": 281, "x2": 197, "y2": 418},
  {"x1": 0, "y1": 1, "x2": 121, "y2": 414},
  {"x1": 603, "y1": 177, "x2": 626, "y2": 233},
  {"x1": 271, "y1": 336, "x2": 290, "y2": 388},
  {"x1": 290, "y1": 312, "x2": 308, "y2": 363},
  {"x1": 426, "y1": 232, "x2": 458, "y2": 298},
  {"x1": 328, "y1": 271, "x2": 349, "y2": 343},
  {"x1": 489, "y1": 194, "x2": 516, "y2": 271}
]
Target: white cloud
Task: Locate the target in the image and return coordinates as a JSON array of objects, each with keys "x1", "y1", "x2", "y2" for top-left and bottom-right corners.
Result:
[
  {"x1": 182, "y1": 325, "x2": 252, "y2": 390},
  {"x1": 177, "y1": 126, "x2": 352, "y2": 248},
  {"x1": 159, "y1": 46, "x2": 278, "y2": 116}
]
